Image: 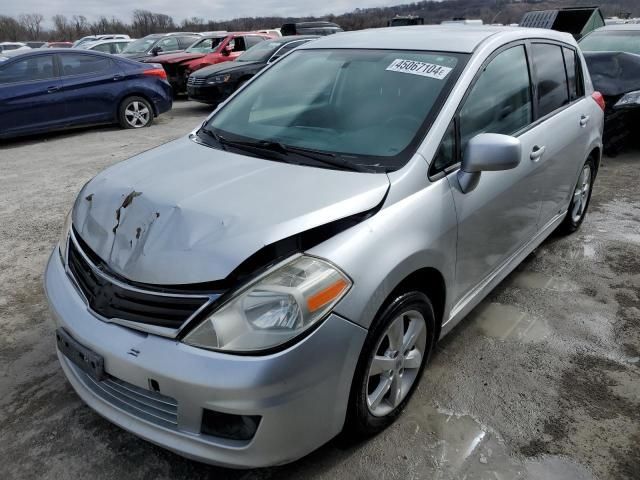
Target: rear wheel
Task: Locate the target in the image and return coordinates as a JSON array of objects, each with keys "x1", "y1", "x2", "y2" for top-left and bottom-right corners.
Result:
[
  {"x1": 557, "y1": 158, "x2": 595, "y2": 234},
  {"x1": 345, "y1": 291, "x2": 436, "y2": 437},
  {"x1": 119, "y1": 96, "x2": 154, "y2": 129}
]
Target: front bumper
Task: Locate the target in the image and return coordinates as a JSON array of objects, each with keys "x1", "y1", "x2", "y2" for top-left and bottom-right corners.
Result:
[
  {"x1": 187, "y1": 84, "x2": 230, "y2": 105},
  {"x1": 44, "y1": 250, "x2": 366, "y2": 468}
]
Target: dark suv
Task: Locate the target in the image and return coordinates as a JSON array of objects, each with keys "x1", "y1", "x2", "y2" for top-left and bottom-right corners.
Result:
[{"x1": 119, "y1": 33, "x2": 202, "y2": 62}]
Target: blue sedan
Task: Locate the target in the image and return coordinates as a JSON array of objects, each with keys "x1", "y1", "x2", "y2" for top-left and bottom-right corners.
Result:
[{"x1": 0, "y1": 49, "x2": 172, "y2": 139}]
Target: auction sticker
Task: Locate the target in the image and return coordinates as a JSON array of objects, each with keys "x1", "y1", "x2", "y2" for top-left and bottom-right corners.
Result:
[{"x1": 386, "y1": 59, "x2": 452, "y2": 80}]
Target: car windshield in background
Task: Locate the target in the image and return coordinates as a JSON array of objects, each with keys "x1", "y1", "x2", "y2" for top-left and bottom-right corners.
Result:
[
  {"x1": 580, "y1": 31, "x2": 640, "y2": 55},
  {"x1": 237, "y1": 41, "x2": 284, "y2": 62},
  {"x1": 122, "y1": 38, "x2": 157, "y2": 54},
  {"x1": 186, "y1": 37, "x2": 225, "y2": 53},
  {"x1": 203, "y1": 49, "x2": 464, "y2": 171}
]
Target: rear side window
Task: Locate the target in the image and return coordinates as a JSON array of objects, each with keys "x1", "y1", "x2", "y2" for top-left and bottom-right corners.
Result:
[
  {"x1": 60, "y1": 54, "x2": 110, "y2": 76},
  {"x1": 563, "y1": 47, "x2": 583, "y2": 101},
  {"x1": 459, "y1": 45, "x2": 533, "y2": 152},
  {"x1": 531, "y1": 43, "x2": 570, "y2": 117},
  {"x1": 157, "y1": 37, "x2": 179, "y2": 52},
  {"x1": 0, "y1": 55, "x2": 55, "y2": 83}
]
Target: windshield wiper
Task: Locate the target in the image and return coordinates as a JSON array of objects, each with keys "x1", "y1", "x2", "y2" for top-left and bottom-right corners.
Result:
[{"x1": 200, "y1": 129, "x2": 376, "y2": 173}]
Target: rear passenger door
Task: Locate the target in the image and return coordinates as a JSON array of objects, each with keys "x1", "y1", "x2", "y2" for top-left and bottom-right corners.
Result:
[
  {"x1": 438, "y1": 44, "x2": 546, "y2": 304},
  {"x1": 58, "y1": 52, "x2": 119, "y2": 125},
  {"x1": 529, "y1": 43, "x2": 591, "y2": 226},
  {"x1": 0, "y1": 54, "x2": 64, "y2": 135}
]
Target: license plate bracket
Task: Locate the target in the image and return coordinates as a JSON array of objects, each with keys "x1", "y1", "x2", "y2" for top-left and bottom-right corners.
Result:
[{"x1": 56, "y1": 328, "x2": 105, "y2": 381}]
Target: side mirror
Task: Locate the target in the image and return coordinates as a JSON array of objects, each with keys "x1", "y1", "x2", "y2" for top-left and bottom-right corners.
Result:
[
  {"x1": 151, "y1": 46, "x2": 162, "y2": 56},
  {"x1": 457, "y1": 133, "x2": 521, "y2": 194},
  {"x1": 221, "y1": 45, "x2": 232, "y2": 56}
]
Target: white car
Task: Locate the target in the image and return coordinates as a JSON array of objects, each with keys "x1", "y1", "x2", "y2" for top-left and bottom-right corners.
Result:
[
  {"x1": 80, "y1": 39, "x2": 134, "y2": 55},
  {"x1": 72, "y1": 34, "x2": 131, "y2": 48},
  {"x1": 0, "y1": 42, "x2": 31, "y2": 57}
]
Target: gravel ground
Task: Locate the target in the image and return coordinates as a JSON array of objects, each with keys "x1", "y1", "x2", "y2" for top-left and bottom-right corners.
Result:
[{"x1": 0, "y1": 101, "x2": 638, "y2": 480}]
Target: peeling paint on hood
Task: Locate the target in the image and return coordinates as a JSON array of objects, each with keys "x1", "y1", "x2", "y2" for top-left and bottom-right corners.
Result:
[{"x1": 73, "y1": 137, "x2": 389, "y2": 285}]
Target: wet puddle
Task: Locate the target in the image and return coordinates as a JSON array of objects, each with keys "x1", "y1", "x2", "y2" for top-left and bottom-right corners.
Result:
[
  {"x1": 399, "y1": 403, "x2": 594, "y2": 479},
  {"x1": 508, "y1": 271, "x2": 579, "y2": 292},
  {"x1": 468, "y1": 302, "x2": 551, "y2": 343}
]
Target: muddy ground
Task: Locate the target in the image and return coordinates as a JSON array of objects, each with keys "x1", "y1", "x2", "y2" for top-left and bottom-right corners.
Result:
[{"x1": 0, "y1": 101, "x2": 638, "y2": 479}]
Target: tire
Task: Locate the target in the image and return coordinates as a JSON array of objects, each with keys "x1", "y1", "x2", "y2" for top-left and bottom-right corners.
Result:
[
  {"x1": 557, "y1": 158, "x2": 595, "y2": 235},
  {"x1": 345, "y1": 291, "x2": 436, "y2": 437},
  {"x1": 118, "y1": 96, "x2": 154, "y2": 129}
]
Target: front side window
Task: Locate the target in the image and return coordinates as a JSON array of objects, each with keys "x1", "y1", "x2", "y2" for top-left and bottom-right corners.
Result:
[
  {"x1": 244, "y1": 36, "x2": 265, "y2": 49},
  {"x1": 459, "y1": 45, "x2": 532, "y2": 152},
  {"x1": 0, "y1": 55, "x2": 55, "y2": 84},
  {"x1": 186, "y1": 37, "x2": 224, "y2": 53},
  {"x1": 202, "y1": 49, "x2": 465, "y2": 171},
  {"x1": 91, "y1": 44, "x2": 111, "y2": 53},
  {"x1": 270, "y1": 40, "x2": 309, "y2": 62},
  {"x1": 157, "y1": 37, "x2": 179, "y2": 52},
  {"x1": 531, "y1": 43, "x2": 570, "y2": 118},
  {"x1": 60, "y1": 54, "x2": 110, "y2": 76}
]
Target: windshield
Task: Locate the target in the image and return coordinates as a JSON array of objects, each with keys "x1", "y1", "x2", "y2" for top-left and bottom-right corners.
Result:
[
  {"x1": 237, "y1": 41, "x2": 283, "y2": 62},
  {"x1": 580, "y1": 31, "x2": 640, "y2": 55},
  {"x1": 203, "y1": 49, "x2": 464, "y2": 171},
  {"x1": 122, "y1": 38, "x2": 157, "y2": 54},
  {"x1": 186, "y1": 37, "x2": 224, "y2": 53}
]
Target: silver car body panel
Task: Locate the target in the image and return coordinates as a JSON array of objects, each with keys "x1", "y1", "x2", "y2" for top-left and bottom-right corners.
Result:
[
  {"x1": 46, "y1": 26, "x2": 603, "y2": 467},
  {"x1": 73, "y1": 136, "x2": 389, "y2": 285}
]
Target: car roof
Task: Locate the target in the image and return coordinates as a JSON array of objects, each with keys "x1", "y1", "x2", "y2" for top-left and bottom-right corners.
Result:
[
  {"x1": 299, "y1": 25, "x2": 574, "y2": 53},
  {"x1": 594, "y1": 24, "x2": 640, "y2": 31}
]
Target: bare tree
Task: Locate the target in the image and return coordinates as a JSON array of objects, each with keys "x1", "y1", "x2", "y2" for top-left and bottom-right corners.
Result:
[
  {"x1": 51, "y1": 14, "x2": 71, "y2": 40},
  {"x1": 18, "y1": 13, "x2": 44, "y2": 39},
  {"x1": 0, "y1": 15, "x2": 26, "y2": 41}
]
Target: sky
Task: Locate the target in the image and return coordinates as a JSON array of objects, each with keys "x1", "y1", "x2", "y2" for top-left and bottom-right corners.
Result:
[{"x1": 3, "y1": 0, "x2": 412, "y2": 26}]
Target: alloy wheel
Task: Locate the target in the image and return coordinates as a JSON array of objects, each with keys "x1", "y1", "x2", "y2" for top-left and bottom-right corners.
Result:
[
  {"x1": 571, "y1": 165, "x2": 592, "y2": 223},
  {"x1": 366, "y1": 310, "x2": 427, "y2": 417},
  {"x1": 124, "y1": 101, "x2": 151, "y2": 128}
]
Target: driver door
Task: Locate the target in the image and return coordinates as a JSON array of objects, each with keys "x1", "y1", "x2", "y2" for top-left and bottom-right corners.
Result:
[{"x1": 441, "y1": 44, "x2": 545, "y2": 305}]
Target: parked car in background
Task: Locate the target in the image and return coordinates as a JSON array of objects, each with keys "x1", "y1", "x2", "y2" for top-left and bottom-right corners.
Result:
[
  {"x1": 46, "y1": 26, "x2": 603, "y2": 468},
  {"x1": 145, "y1": 32, "x2": 273, "y2": 94},
  {"x1": 257, "y1": 29, "x2": 282, "y2": 37},
  {"x1": 43, "y1": 42, "x2": 73, "y2": 48},
  {"x1": 0, "y1": 49, "x2": 172, "y2": 139},
  {"x1": 281, "y1": 21, "x2": 343, "y2": 36},
  {"x1": 81, "y1": 39, "x2": 134, "y2": 54},
  {"x1": 388, "y1": 16, "x2": 425, "y2": 27},
  {"x1": 188, "y1": 35, "x2": 318, "y2": 105},
  {"x1": 0, "y1": 42, "x2": 31, "y2": 57},
  {"x1": 25, "y1": 41, "x2": 46, "y2": 48},
  {"x1": 580, "y1": 24, "x2": 640, "y2": 154},
  {"x1": 72, "y1": 34, "x2": 130, "y2": 48},
  {"x1": 119, "y1": 33, "x2": 201, "y2": 62}
]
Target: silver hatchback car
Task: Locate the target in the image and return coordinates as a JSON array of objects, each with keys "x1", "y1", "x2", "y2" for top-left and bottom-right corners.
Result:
[{"x1": 45, "y1": 26, "x2": 604, "y2": 467}]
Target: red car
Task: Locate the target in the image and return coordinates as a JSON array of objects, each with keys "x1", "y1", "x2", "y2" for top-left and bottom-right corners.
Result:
[{"x1": 143, "y1": 32, "x2": 273, "y2": 93}]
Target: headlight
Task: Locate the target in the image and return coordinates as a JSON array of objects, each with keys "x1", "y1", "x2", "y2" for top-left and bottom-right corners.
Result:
[
  {"x1": 615, "y1": 90, "x2": 640, "y2": 108},
  {"x1": 58, "y1": 210, "x2": 73, "y2": 264},
  {"x1": 183, "y1": 255, "x2": 351, "y2": 353},
  {"x1": 207, "y1": 74, "x2": 231, "y2": 85}
]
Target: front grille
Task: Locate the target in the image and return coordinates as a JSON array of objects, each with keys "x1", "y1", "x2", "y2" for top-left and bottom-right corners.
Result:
[
  {"x1": 67, "y1": 232, "x2": 210, "y2": 331},
  {"x1": 79, "y1": 369, "x2": 178, "y2": 429},
  {"x1": 188, "y1": 76, "x2": 206, "y2": 86}
]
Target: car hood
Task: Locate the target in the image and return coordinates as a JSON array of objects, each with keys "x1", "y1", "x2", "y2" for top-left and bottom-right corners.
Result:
[
  {"x1": 147, "y1": 52, "x2": 204, "y2": 64},
  {"x1": 73, "y1": 136, "x2": 389, "y2": 285},
  {"x1": 118, "y1": 52, "x2": 150, "y2": 61},
  {"x1": 191, "y1": 61, "x2": 262, "y2": 78},
  {"x1": 583, "y1": 51, "x2": 640, "y2": 97}
]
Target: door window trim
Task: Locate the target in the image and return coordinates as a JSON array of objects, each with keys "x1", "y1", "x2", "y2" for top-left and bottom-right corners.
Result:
[{"x1": 268, "y1": 40, "x2": 309, "y2": 63}]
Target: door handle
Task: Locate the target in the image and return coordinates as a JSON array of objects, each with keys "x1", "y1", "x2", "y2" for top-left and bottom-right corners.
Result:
[
  {"x1": 530, "y1": 145, "x2": 546, "y2": 161},
  {"x1": 580, "y1": 115, "x2": 590, "y2": 127},
  {"x1": 113, "y1": 74, "x2": 123, "y2": 81},
  {"x1": 46, "y1": 85, "x2": 60, "y2": 93}
]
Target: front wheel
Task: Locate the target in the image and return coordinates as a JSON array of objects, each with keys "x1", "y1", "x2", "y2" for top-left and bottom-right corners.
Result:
[
  {"x1": 345, "y1": 291, "x2": 436, "y2": 437},
  {"x1": 119, "y1": 96, "x2": 154, "y2": 129},
  {"x1": 557, "y1": 158, "x2": 595, "y2": 235}
]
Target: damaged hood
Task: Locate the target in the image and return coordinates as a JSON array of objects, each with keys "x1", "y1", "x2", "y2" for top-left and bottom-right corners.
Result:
[
  {"x1": 583, "y1": 51, "x2": 640, "y2": 97},
  {"x1": 73, "y1": 136, "x2": 389, "y2": 285}
]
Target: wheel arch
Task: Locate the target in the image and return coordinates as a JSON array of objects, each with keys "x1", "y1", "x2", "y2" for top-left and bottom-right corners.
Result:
[{"x1": 117, "y1": 92, "x2": 158, "y2": 119}]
